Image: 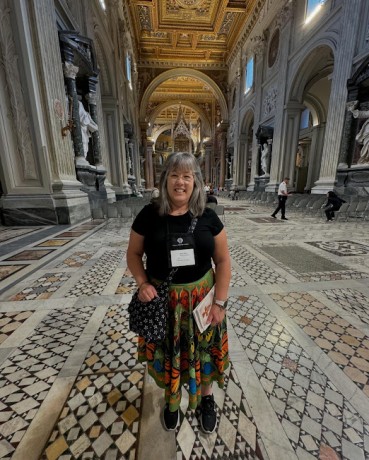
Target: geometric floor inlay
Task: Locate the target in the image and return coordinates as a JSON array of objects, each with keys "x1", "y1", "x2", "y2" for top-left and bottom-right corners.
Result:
[
  {"x1": 10, "y1": 272, "x2": 70, "y2": 301},
  {"x1": 0, "y1": 307, "x2": 94, "y2": 455},
  {"x1": 80, "y1": 304, "x2": 143, "y2": 375},
  {"x1": 0, "y1": 265, "x2": 27, "y2": 282},
  {"x1": 0, "y1": 228, "x2": 41, "y2": 243},
  {"x1": 176, "y1": 365, "x2": 262, "y2": 459},
  {"x1": 227, "y1": 295, "x2": 369, "y2": 459},
  {"x1": 306, "y1": 240, "x2": 369, "y2": 256},
  {"x1": 322, "y1": 288, "x2": 369, "y2": 326},
  {"x1": 229, "y1": 245, "x2": 287, "y2": 285},
  {"x1": 261, "y1": 245, "x2": 347, "y2": 273},
  {"x1": 42, "y1": 369, "x2": 145, "y2": 460},
  {"x1": 35, "y1": 239, "x2": 72, "y2": 247},
  {"x1": 271, "y1": 292, "x2": 369, "y2": 397},
  {"x1": 56, "y1": 251, "x2": 94, "y2": 269},
  {"x1": 65, "y1": 250, "x2": 124, "y2": 297},
  {"x1": 5, "y1": 250, "x2": 55, "y2": 262},
  {"x1": 115, "y1": 269, "x2": 136, "y2": 294},
  {"x1": 0, "y1": 311, "x2": 33, "y2": 344}
]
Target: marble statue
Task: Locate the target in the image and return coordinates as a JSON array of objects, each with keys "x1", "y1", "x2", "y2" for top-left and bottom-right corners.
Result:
[
  {"x1": 79, "y1": 101, "x2": 98, "y2": 158},
  {"x1": 260, "y1": 143, "x2": 270, "y2": 175},
  {"x1": 347, "y1": 101, "x2": 369, "y2": 164}
]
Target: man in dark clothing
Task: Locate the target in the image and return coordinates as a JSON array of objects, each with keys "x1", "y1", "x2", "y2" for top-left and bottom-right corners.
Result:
[{"x1": 324, "y1": 191, "x2": 346, "y2": 221}]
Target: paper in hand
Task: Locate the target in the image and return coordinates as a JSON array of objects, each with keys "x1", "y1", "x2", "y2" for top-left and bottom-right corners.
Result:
[{"x1": 193, "y1": 286, "x2": 215, "y2": 333}]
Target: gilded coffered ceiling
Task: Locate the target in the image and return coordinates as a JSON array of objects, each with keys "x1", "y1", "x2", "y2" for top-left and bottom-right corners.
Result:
[
  {"x1": 125, "y1": 0, "x2": 264, "y2": 136},
  {"x1": 127, "y1": 0, "x2": 259, "y2": 68}
]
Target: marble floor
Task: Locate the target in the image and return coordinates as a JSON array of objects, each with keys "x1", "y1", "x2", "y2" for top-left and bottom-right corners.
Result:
[{"x1": 0, "y1": 200, "x2": 369, "y2": 459}]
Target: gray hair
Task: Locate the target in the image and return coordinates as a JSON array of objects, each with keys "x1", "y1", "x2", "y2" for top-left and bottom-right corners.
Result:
[{"x1": 156, "y1": 152, "x2": 206, "y2": 216}]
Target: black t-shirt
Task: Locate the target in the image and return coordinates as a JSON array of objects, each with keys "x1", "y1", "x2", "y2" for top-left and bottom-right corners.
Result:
[{"x1": 132, "y1": 204, "x2": 223, "y2": 283}]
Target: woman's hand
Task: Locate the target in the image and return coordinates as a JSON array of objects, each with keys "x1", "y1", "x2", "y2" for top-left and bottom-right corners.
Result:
[
  {"x1": 207, "y1": 304, "x2": 226, "y2": 327},
  {"x1": 138, "y1": 282, "x2": 158, "y2": 302}
]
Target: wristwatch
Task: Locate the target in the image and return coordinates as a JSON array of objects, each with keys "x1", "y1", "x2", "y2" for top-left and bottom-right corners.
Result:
[{"x1": 214, "y1": 299, "x2": 228, "y2": 310}]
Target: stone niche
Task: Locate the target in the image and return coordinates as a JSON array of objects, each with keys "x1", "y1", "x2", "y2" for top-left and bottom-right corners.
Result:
[{"x1": 255, "y1": 125, "x2": 273, "y2": 191}]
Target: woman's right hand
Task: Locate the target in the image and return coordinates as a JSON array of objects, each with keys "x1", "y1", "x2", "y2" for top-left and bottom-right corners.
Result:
[{"x1": 138, "y1": 282, "x2": 158, "y2": 302}]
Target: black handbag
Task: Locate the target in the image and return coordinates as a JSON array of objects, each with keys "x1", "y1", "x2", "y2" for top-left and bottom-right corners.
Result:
[{"x1": 128, "y1": 217, "x2": 197, "y2": 343}]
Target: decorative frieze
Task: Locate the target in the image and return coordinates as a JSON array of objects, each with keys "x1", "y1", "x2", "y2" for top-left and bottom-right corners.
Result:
[
  {"x1": 250, "y1": 35, "x2": 266, "y2": 57},
  {"x1": 263, "y1": 87, "x2": 278, "y2": 117}
]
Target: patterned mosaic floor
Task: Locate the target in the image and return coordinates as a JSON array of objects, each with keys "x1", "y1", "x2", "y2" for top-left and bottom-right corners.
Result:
[{"x1": 0, "y1": 202, "x2": 368, "y2": 459}]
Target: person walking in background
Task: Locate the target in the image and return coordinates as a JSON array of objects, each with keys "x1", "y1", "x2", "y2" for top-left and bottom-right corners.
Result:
[
  {"x1": 324, "y1": 191, "x2": 346, "y2": 222},
  {"x1": 271, "y1": 177, "x2": 291, "y2": 220},
  {"x1": 127, "y1": 152, "x2": 231, "y2": 434}
]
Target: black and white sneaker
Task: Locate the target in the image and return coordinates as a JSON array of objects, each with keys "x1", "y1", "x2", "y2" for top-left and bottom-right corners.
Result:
[
  {"x1": 163, "y1": 405, "x2": 179, "y2": 431},
  {"x1": 200, "y1": 395, "x2": 217, "y2": 434}
]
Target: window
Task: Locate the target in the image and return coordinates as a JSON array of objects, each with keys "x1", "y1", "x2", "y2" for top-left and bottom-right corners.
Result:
[
  {"x1": 300, "y1": 108, "x2": 310, "y2": 130},
  {"x1": 126, "y1": 53, "x2": 132, "y2": 90},
  {"x1": 305, "y1": 0, "x2": 326, "y2": 24},
  {"x1": 244, "y1": 57, "x2": 254, "y2": 94}
]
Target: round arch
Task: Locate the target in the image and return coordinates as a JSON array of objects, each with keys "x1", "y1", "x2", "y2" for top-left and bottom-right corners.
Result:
[
  {"x1": 140, "y1": 68, "x2": 228, "y2": 124},
  {"x1": 287, "y1": 42, "x2": 335, "y2": 103},
  {"x1": 240, "y1": 107, "x2": 255, "y2": 133},
  {"x1": 285, "y1": 41, "x2": 336, "y2": 193},
  {"x1": 148, "y1": 100, "x2": 212, "y2": 136}
]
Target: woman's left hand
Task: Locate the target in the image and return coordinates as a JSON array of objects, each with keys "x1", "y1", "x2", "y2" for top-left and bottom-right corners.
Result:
[{"x1": 207, "y1": 304, "x2": 226, "y2": 327}]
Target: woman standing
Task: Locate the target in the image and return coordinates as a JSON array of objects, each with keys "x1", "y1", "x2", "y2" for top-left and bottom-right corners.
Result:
[{"x1": 127, "y1": 152, "x2": 231, "y2": 433}]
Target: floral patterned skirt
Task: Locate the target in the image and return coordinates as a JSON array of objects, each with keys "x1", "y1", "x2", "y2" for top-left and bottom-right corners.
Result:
[{"x1": 137, "y1": 269, "x2": 229, "y2": 411}]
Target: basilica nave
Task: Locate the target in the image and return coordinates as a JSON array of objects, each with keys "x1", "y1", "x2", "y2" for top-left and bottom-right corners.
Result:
[{"x1": 1, "y1": 0, "x2": 369, "y2": 459}]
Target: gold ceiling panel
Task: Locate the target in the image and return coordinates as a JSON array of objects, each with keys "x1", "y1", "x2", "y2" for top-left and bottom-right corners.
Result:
[{"x1": 127, "y1": 0, "x2": 257, "y2": 67}]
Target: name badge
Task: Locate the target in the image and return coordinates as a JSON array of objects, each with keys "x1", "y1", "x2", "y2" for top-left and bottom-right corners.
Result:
[
  {"x1": 167, "y1": 233, "x2": 196, "y2": 268},
  {"x1": 170, "y1": 248, "x2": 195, "y2": 267}
]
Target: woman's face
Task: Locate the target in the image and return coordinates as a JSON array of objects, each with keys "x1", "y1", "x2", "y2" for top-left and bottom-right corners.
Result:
[{"x1": 167, "y1": 169, "x2": 195, "y2": 208}]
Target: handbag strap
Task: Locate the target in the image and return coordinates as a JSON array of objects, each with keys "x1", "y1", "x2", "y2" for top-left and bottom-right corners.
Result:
[{"x1": 166, "y1": 217, "x2": 198, "y2": 282}]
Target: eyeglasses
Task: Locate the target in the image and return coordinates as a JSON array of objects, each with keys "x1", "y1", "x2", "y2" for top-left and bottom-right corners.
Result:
[{"x1": 169, "y1": 173, "x2": 194, "y2": 183}]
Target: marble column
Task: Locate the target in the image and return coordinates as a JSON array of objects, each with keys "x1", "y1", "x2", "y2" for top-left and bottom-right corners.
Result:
[
  {"x1": 264, "y1": 11, "x2": 293, "y2": 192},
  {"x1": 237, "y1": 134, "x2": 247, "y2": 187},
  {"x1": 267, "y1": 102, "x2": 304, "y2": 192},
  {"x1": 219, "y1": 130, "x2": 227, "y2": 187},
  {"x1": 86, "y1": 90, "x2": 103, "y2": 167},
  {"x1": 248, "y1": 51, "x2": 265, "y2": 191},
  {"x1": 146, "y1": 139, "x2": 154, "y2": 189},
  {"x1": 312, "y1": 0, "x2": 362, "y2": 194},
  {"x1": 204, "y1": 142, "x2": 212, "y2": 183},
  {"x1": 141, "y1": 128, "x2": 149, "y2": 188},
  {"x1": 128, "y1": 141, "x2": 134, "y2": 177},
  {"x1": 63, "y1": 62, "x2": 85, "y2": 162},
  {"x1": 124, "y1": 137, "x2": 132, "y2": 179},
  {"x1": 306, "y1": 124, "x2": 325, "y2": 191}
]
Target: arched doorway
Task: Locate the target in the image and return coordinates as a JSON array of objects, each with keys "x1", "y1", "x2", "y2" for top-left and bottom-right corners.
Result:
[
  {"x1": 139, "y1": 69, "x2": 229, "y2": 188},
  {"x1": 286, "y1": 45, "x2": 333, "y2": 192},
  {"x1": 237, "y1": 110, "x2": 254, "y2": 188}
]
